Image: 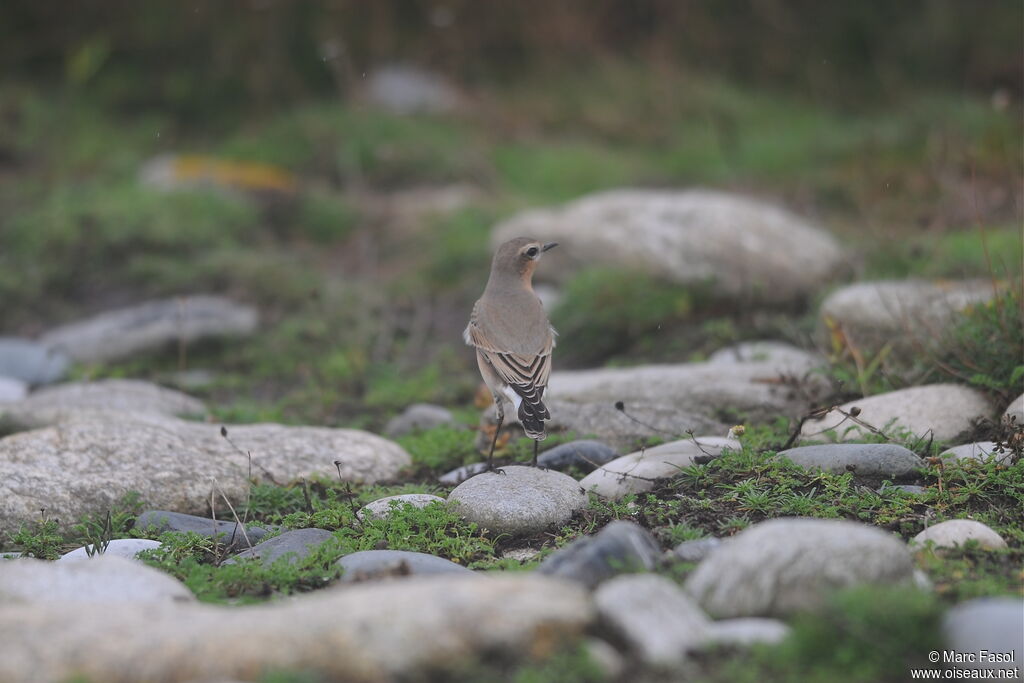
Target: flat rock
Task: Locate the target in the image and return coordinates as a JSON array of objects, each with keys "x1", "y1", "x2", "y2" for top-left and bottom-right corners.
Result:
[
  {"x1": 0, "y1": 412, "x2": 411, "y2": 534},
  {"x1": 40, "y1": 296, "x2": 259, "y2": 363},
  {"x1": 671, "y1": 537, "x2": 723, "y2": 563},
  {"x1": 703, "y1": 618, "x2": 792, "y2": 648},
  {"x1": 357, "y1": 494, "x2": 446, "y2": 521},
  {"x1": 439, "y1": 462, "x2": 490, "y2": 485},
  {"x1": 227, "y1": 529, "x2": 336, "y2": 565},
  {"x1": 493, "y1": 189, "x2": 847, "y2": 304},
  {"x1": 879, "y1": 484, "x2": 928, "y2": 495},
  {"x1": 365, "y1": 64, "x2": 460, "y2": 114},
  {"x1": 580, "y1": 437, "x2": 740, "y2": 500},
  {"x1": 134, "y1": 510, "x2": 269, "y2": 549},
  {"x1": 0, "y1": 377, "x2": 27, "y2": 403},
  {"x1": 337, "y1": 550, "x2": 473, "y2": 582},
  {"x1": 384, "y1": 403, "x2": 456, "y2": 437},
  {"x1": 912, "y1": 520, "x2": 1007, "y2": 551},
  {"x1": 775, "y1": 443, "x2": 922, "y2": 478},
  {"x1": 708, "y1": 341, "x2": 827, "y2": 375},
  {"x1": 58, "y1": 539, "x2": 163, "y2": 563},
  {"x1": 0, "y1": 337, "x2": 69, "y2": 385},
  {"x1": 595, "y1": 573, "x2": 711, "y2": 668},
  {"x1": 1004, "y1": 393, "x2": 1023, "y2": 424},
  {"x1": 800, "y1": 384, "x2": 995, "y2": 444},
  {"x1": 819, "y1": 279, "x2": 997, "y2": 357},
  {"x1": 943, "y1": 598, "x2": 1024, "y2": 674},
  {"x1": 0, "y1": 379, "x2": 207, "y2": 431},
  {"x1": 684, "y1": 518, "x2": 916, "y2": 618},
  {"x1": 538, "y1": 520, "x2": 662, "y2": 588},
  {"x1": 0, "y1": 574, "x2": 592, "y2": 682},
  {"x1": 448, "y1": 466, "x2": 587, "y2": 536},
  {"x1": 0, "y1": 555, "x2": 194, "y2": 604},
  {"x1": 537, "y1": 440, "x2": 619, "y2": 471},
  {"x1": 940, "y1": 441, "x2": 1015, "y2": 465}
]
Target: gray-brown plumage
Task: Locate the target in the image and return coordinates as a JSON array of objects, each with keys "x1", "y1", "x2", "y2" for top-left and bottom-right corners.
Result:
[{"x1": 464, "y1": 236, "x2": 558, "y2": 469}]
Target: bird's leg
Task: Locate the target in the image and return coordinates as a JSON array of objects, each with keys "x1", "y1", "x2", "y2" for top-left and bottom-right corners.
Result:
[
  {"x1": 529, "y1": 440, "x2": 547, "y2": 469},
  {"x1": 486, "y1": 404, "x2": 506, "y2": 474}
]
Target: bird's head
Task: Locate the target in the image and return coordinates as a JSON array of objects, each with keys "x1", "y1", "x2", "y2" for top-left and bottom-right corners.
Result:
[{"x1": 492, "y1": 236, "x2": 558, "y2": 281}]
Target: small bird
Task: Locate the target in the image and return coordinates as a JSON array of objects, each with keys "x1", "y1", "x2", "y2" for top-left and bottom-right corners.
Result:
[{"x1": 464, "y1": 236, "x2": 558, "y2": 471}]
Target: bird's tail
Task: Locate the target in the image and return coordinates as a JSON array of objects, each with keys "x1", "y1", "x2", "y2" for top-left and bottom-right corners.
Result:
[{"x1": 516, "y1": 389, "x2": 550, "y2": 441}]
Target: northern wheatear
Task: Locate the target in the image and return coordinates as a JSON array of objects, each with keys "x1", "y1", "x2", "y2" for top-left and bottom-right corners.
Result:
[{"x1": 464, "y1": 237, "x2": 558, "y2": 471}]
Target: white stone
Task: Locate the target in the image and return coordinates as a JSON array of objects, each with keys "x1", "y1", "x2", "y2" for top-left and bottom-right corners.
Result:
[
  {"x1": 943, "y1": 598, "x2": 1024, "y2": 674},
  {"x1": 912, "y1": 520, "x2": 1007, "y2": 551},
  {"x1": 800, "y1": 384, "x2": 994, "y2": 444},
  {"x1": 357, "y1": 494, "x2": 446, "y2": 521},
  {"x1": 0, "y1": 555, "x2": 194, "y2": 604},
  {"x1": 939, "y1": 441, "x2": 1014, "y2": 465},
  {"x1": 0, "y1": 376, "x2": 27, "y2": 404},
  {"x1": 1002, "y1": 393, "x2": 1023, "y2": 424},
  {"x1": 704, "y1": 618, "x2": 791, "y2": 648},
  {"x1": 58, "y1": 539, "x2": 163, "y2": 563}
]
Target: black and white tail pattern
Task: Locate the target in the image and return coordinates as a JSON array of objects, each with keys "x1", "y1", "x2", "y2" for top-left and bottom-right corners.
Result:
[{"x1": 513, "y1": 383, "x2": 550, "y2": 440}]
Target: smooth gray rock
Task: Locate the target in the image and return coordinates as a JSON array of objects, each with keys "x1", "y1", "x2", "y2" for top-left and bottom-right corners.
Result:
[
  {"x1": 134, "y1": 510, "x2": 269, "y2": 548},
  {"x1": 819, "y1": 279, "x2": 997, "y2": 357},
  {"x1": 800, "y1": 384, "x2": 995, "y2": 444},
  {"x1": 357, "y1": 494, "x2": 446, "y2": 521},
  {"x1": 537, "y1": 440, "x2": 619, "y2": 471},
  {"x1": 912, "y1": 520, "x2": 1007, "y2": 551},
  {"x1": 943, "y1": 598, "x2": 1024, "y2": 674},
  {"x1": 580, "y1": 437, "x2": 740, "y2": 500},
  {"x1": 0, "y1": 574, "x2": 593, "y2": 683},
  {"x1": 337, "y1": 550, "x2": 473, "y2": 582},
  {"x1": 879, "y1": 484, "x2": 928, "y2": 495},
  {"x1": 595, "y1": 573, "x2": 711, "y2": 668},
  {"x1": 1004, "y1": 393, "x2": 1023, "y2": 424},
  {"x1": 365, "y1": 64, "x2": 460, "y2": 114},
  {"x1": 58, "y1": 539, "x2": 163, "y2": 563},
  {"x1": 538, "y1": 520, "x2": 662, "y2": 588},
  {"x1": 708, "y1": 341, "x2": 827, "y2": 375},
  {"x1": 776, "y1": 443, "x2": 922, "y2": 478},
  {"x1": 703, "y1": 618, "x2": 792, "y2": 648},
  {"x1": 439, "y1": 462, "x2": 490, "y2": 485},
  {"x1": 227, "y1": 529, "x2": 336, "y2": 566},
  {"x1": 493, "y1": 189, "x2": 847, "y2": 304},
  {"x1": 0, "y1": 412, "x2": 411, "y2": 533},
  {"x1": 384, "y1": 403, "x2": 456, "y2": 437},
  {"x1": 671, "y1": 537, "x2": 723, "y2": 563},
  {"x1": 448, "y1": 466, "x2": 587, "y2": 536},
  {"x1": 40, "y1": 296, "x2": 258, "y2": 363},
  {"x1": 0, "y1": 377, "x2": 27, "y2": 403},
  {"x1": 940, "y1": 441, "x2": 1015, "y2": 465},
  {"x1": 0, "y1": 555, "x2": 194, "y2": 604},
  {"x1": 0, "y1": 379, "x2": 206, "y2": 431},
  {"x1": 0, "y1": 337, "x2": 69, "y2": 385},
  {"x1": 684, "y1": 518, "x2": 916, "y2": 618}
]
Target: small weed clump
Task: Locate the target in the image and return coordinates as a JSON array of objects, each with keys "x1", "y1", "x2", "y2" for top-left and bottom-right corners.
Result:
[{"x1": 6, "y1": 515, "x2": 65, "y2": 560}]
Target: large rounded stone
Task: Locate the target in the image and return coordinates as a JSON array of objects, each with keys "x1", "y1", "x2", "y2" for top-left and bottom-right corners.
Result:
[
  {"x1": 800, "y1": 384, "x2": 995, "y2": 444},
  {"x1": 684, "y1": 518, "x2": 916, "y2": 618},
  {"x1": 538, "y1": 520, "x2": 662, "y2": 588},
  {"x1": 0, "y1": 574, "x2": 592, "y2": 682},
  {"x1": 943, "y1": 598, "x2": 1024, "y2": 675},
  {"x1": 0, "y1": 379, "x2": 206, "y2": 432},
  {"x1": 226, "y1": 529, "x2": 336, "y2": 566},
  {"x1": 448, "y1": 466, "x2": 587, "y2": 536},
  {"x1": 337, "y1": 550, "x2": 473, "y2": 582},
  {"x1": 775, "y1": 443, "x2": 922, "y2": 478},
  {"x1": 134, "y1": 510, "x2": 270, "y2": 549},
  {"x1": 0, "y1": 413, "x2": 411, "y2": 534},
  {"x1": 0, "y1": 555, "x2": 194, "y2": 604},
  {"x1": 40, "y1": 295, "x2": 258, "y2": 363},
  {"x1": 580, "y1": 437, "x2": 740, "y2": 499},
  {"x1": 58, "y1": 539, "x2": 163, "y2": 563},
  {"x1": 492, "y1": 189, "x2": 847, "y2": 304},
  {"x1": 357, "y1": 494, "x2": 446, "y2": 521},
  {"x1": 912, "y1": 520, "x2": 1007, "y2": 551},
  {"x1": 708, "y1": 341, "x2": 827, "y2": 374}
]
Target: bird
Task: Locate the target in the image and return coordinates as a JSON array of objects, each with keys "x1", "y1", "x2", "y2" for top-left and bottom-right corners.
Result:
[{"x1": 464, "y1": 236, "x2": 558, "y2": 471}]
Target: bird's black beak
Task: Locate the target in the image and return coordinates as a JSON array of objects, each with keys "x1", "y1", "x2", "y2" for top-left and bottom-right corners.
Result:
[{"x1": 542, "y1": 242, "x2": 559, "y2": 252}]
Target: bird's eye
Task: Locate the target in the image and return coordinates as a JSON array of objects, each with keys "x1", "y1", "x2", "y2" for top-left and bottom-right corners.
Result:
[{"x1": 525, "y1": 246, "x2": 539, "y2": 258}]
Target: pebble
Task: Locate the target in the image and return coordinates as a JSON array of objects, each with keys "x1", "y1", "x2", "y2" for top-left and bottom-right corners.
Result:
[
  {"x1": 911, "y1": 520, "x2": 1007, "y2": 551},
  {"x1": 39, "y1": 295, "x2": 259, "y2": 363},
  {"x1": 438, "y1": 462, "x2": 490, "y2": 485},
  {"x1": 684, "y1": 518, "x2": 915, "y2": 618},
  {"x1": 357, "y1": 494, "x2": 446, "y2": 522},
  {"x1": 878, "y1": 484, "x2": 928, "y2": 495},
  {"x1": 943, "y1": 598, "x2": 1024, "y2": 674},
  {"x1": 501, "y1": 547, "x2": 541, "y2": 563},
  {"x1": 134, "y1": 510, "x2": 270, "y2": 548},
  {"x1": 776, "y1": 443, "x2": 922, "y2": 478},
  {"x1": 0, "y1": 555, "x2": 194, "y2": 604},
  {"x1": 0, "y1": 337, "x2": 69, "y2": 385},
  {"x1": 384, "y1": 403, "x2": 457, "y2": 437},
  {"x1": 58, "y1": 539, "x2": 163, "y2": 563},
  {"x1": 226, "y1": 529, "x2": 336, "y2": 565},
  {"x1": 800, "y1": 383, "x2": 995, "y2": 443},
  {"x1": 537, "y1": 520, "x2": 662, "y2": 588},
  {"x1": 448, "y1": 466, "x2": 587, "y2": 536},
  {"x1": 580, "y1": 437, "x2": 740, "y2": 500},
  {"x1": 939, "y1": 441, "x2": 1014, "y2": 465},
  {"x1": 595, "y1": 573, "x2": 711, "y2": 668},
  {"x1": 0, "y1": 376, "x2": 27, "y2": 403},
  {"x1": 536, "y1": 440, "x2": 619, "y2": 471},
  {"x1": 671, "y1": 537, "x2": 723, "y2": 563},
  {"x1": 337, "y1": 550, "x2": 474, "y2": 582}
]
